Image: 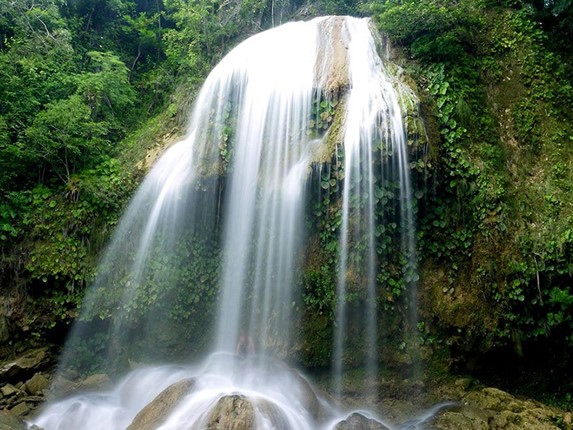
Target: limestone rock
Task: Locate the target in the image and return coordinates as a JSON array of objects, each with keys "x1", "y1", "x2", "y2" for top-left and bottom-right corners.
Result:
[
  {"x1": 206, "y1": 394, "x2": 255, "y2": 430},
  {"x1": 47, "y1": 373, "x2": 111, "y2": 399},
  {"x1": 254, "y1": 399, "x2": 291, "y2": 429},
  {"x1": 315, "y1": 17, "x2": 349, "y2": 97},
  {"x1": 334, "y1": 412, "x2": 390, "y2": 430},
  {"x1": 47, "y1": 375, "x2": 74, "y2": 399},
  {"x1": 25, "y1": 373, "x2": 49, "y2": 396},
  {"x1": 76, "y1": 373, "x2": 111, "y2": 392},
  {"x1": 7, "y1": 402, "x2": 28, "y2": 418},
  {"x1": 0, "y1": 385, "x2": 16, "y2": 398},
  {"x1": 428, "y1": 405, "x2": 489, "y2": 430},
  {"x1": 0, "y1": 348, "x2": 52, "y2": 384},
  {"x1": 126, "y1": 378, "x2": 195, "y2": 430},
  {"x1": 0, "y1": 316, "x2": 10, "y2": 343},
  {"x1": 0, "y1": 410, "x2": 27, "y2": 430},
  {"x1": 429, "y1": 387, "x2": 569, "y2": 430}
]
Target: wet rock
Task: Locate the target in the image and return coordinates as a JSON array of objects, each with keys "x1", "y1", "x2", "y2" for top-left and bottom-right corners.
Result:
[
  {"x1": 429, "y1": 387, "x2": 569, "y2": 430},
  {"x1": 0, "y1": 385, "x2": 16, "y2": 398},
  {"x1": 126, "y1": 378, "x2": 195, "y2": 430},
  {"x1": 47, "y1": 372, "x2": 111, "y2": 399},
  {"x1": 47, "y1": 376, "x2": 74, "y2": 399},
  {"x1": 0, "y1": 410, "x2": 27, "y2": 430},
  {"x1": 240, "y1": 356, "x2": 322, "y2": 420},
  {"x1": 7, "y1": 402, "x2": 28, "y2": 418},
  {"x1": 75, "y1": 373, "x2": 111, "y2": 392},
  {"x1": 334, "y1": 412, "x2": 390, "y2": 430},
  {"x1": 428, "y1": 404, "x2": 489, "y2": 430},
  {"x1": 0, "y1": 348, "x2": 52, "y2": 384},
  {"x1": 254, "y1": 398, "x2": 292, "y2": 429},
  {"x1": 206, "y1": 394, "x2": 255, "y2": 430},
  {"x1": 315, "y1": 17, "x2": 349, "y2": 97},
  {"x1": 25, "y1": 373, "x2": 49, "y2": 396}
]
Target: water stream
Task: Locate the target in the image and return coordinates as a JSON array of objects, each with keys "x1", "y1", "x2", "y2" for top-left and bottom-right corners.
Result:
[{"x1": 31, "y1": 15, "x2": 428, "y2": 430}]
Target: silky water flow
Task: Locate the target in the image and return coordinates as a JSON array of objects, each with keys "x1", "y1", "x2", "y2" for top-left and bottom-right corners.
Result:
[{"x1": 31, "y1": 16, "x2": 437, "y2": 430}]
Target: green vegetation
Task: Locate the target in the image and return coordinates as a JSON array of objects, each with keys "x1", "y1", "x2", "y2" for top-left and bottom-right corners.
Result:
[
  {"x1": 0, "y1": 0, "x2": 283, "y2": 351},
  {"x1": 372, "y1": 0, "x2": 573, "y2": 399}
]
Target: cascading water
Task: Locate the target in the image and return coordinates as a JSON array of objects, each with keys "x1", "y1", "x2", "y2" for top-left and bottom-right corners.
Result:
[
  {"x1": 331, "y1": 20, "x2": 419, "y2": 397},
  {"x1": 31, "y1": 15, "x2": 427, "y2": 430},
  {"x1": 212, "y1": 20, "x2": 319, "y2": 354}
]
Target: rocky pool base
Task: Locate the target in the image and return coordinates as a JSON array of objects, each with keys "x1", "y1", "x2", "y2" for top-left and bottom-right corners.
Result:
[{"x1": 0, "y1": 348, "x2": 571, "y2": 430}]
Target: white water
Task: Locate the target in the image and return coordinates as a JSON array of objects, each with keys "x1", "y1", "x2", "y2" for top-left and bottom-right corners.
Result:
[
  {"x1": 331, "y1": 20, "x2": 417, "y2": 396},
  {"x1": 33, "y1": 353, "x2": 445, "y2": 430},
  {"x1": 33, "y1": 354, "x2": 333, "y2": 430},
  {"x1": 31, "y1": 15, "x2": 425, "y2": 430},
  {"x1": 212, "y1": 19, "x2": 319, "y2": 354}
]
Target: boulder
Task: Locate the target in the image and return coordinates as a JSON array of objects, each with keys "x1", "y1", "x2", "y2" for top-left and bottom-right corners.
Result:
[
  {"x1": 239, "y1": 356, "x2": 322, "y2": 420},
  {"x1": 0, "y1": 385, "x2": 16, "y2": 398},
  {"x1": 0, "y1": 410, "x2": 27, "y2": 430},
  {"x1": 429, "y1": 387, "x2": 570, "y2": 430},
  {"x1": 47, "y1": 372, "x2": 110, "y2": 399},
  {"x1": 25, "y1": 373, "x2": 49, "y2": 396},
  {"x1": 7, "y1": 402, "x2": 28, "y2": 418},
  {"x1": 0, "y1": 348, "x2": 52, "y2": 384},
  {"x1": 334, "y1": 412, "x2": 390, "y2": 430},
  {"x1": 427, "y1": 405, "x2": 489, "y2": 430},
  {"x1": 315, "y1": 17, "x2": 350, "y2": 97},
  {"x1": 206, "y1": 394, "x2": 255, "y2": 430},
  {"x1": 253, "y1": 398, "x2": 291, "y2": 429},
  {"x1": 126, "y1": 378, "x2": 195, "y2": 430}
]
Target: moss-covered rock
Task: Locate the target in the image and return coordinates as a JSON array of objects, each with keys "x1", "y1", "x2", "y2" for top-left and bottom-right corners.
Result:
[
  {"x1": 0, "y1": 410, "x2": 27, "y2": 430},
  {"x1": 126, "y1": 378, "x2": 196, "y2": 430},
  {"x1": 430, "y1": 387, "x2": 572, "y2": 430}
]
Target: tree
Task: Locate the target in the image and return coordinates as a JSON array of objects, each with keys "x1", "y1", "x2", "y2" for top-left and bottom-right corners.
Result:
[
  {"x1": 25, "y1": 95, "x2": 109, "y2": 184},
  {"x1": 76, "y1": 51, "x2": 136, "y2": 135}
]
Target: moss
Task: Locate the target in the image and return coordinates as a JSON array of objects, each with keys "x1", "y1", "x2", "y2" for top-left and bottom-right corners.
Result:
[
  {"x1": 318, "y1": 96, "x2": 347, "y2": 163},
  {"x1": 297, "y1": 311, "x2": 333, "y2": 368}
]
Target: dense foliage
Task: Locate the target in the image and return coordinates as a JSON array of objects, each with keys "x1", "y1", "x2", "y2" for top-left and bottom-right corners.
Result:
[
  {"x1": 0, "y1": 0, "x2": 285, "y2": 349},
  {"x1": 372, "y1": 0, "x2": 573, "y2": 397}
]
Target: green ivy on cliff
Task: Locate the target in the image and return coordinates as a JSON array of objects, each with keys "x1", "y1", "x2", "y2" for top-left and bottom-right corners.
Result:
[{"x1": 376, "y1": 0, "x2": 573, "y2": 381}]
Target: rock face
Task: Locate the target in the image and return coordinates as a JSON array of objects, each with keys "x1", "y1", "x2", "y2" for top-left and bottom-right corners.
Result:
[
  {"x1": 126, "y1": 378, "x2": 196, "y2": 430},
  {"x1": 0, "y1": 376, "x2": 44, "y2": 418},
  {"x1": 0, "y1": 347, "x2": 54, "y2": 419},
  {"x1": 0, "y1": 348, "x2": 53, "y2": 384},
  {"x1": 0, "y1": 410, "x2": 27, "y2": 430},
  {"x1": 25, "y1": 373, "x2": 49, "y2": 396},
  {"x1": 206, "y1": 395, "x2": 255, "y2": 430},
  {"x1": 334, "y1": 412, "x2": 391, "y2": 430},
  {"x1": 429, "y1": 387, "x2": 572, "y2": 430},
  {"x1": 315, "y1": 16, "x2": 350, "y2": 97},
  {"x1": 204, "y1": 394, "x2": 293, "y2": 429}
]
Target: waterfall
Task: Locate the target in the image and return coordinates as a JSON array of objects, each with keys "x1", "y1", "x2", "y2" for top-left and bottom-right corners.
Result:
[
  {"x1": 332, "y1": 19, "x2": 417, "y2": 397},
  {"x1": 212, "y1": 19, "x2": 318, "y2": 355},
  {"x1": 32, "y1": 15, "x2": 422, "y2": 430}
]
